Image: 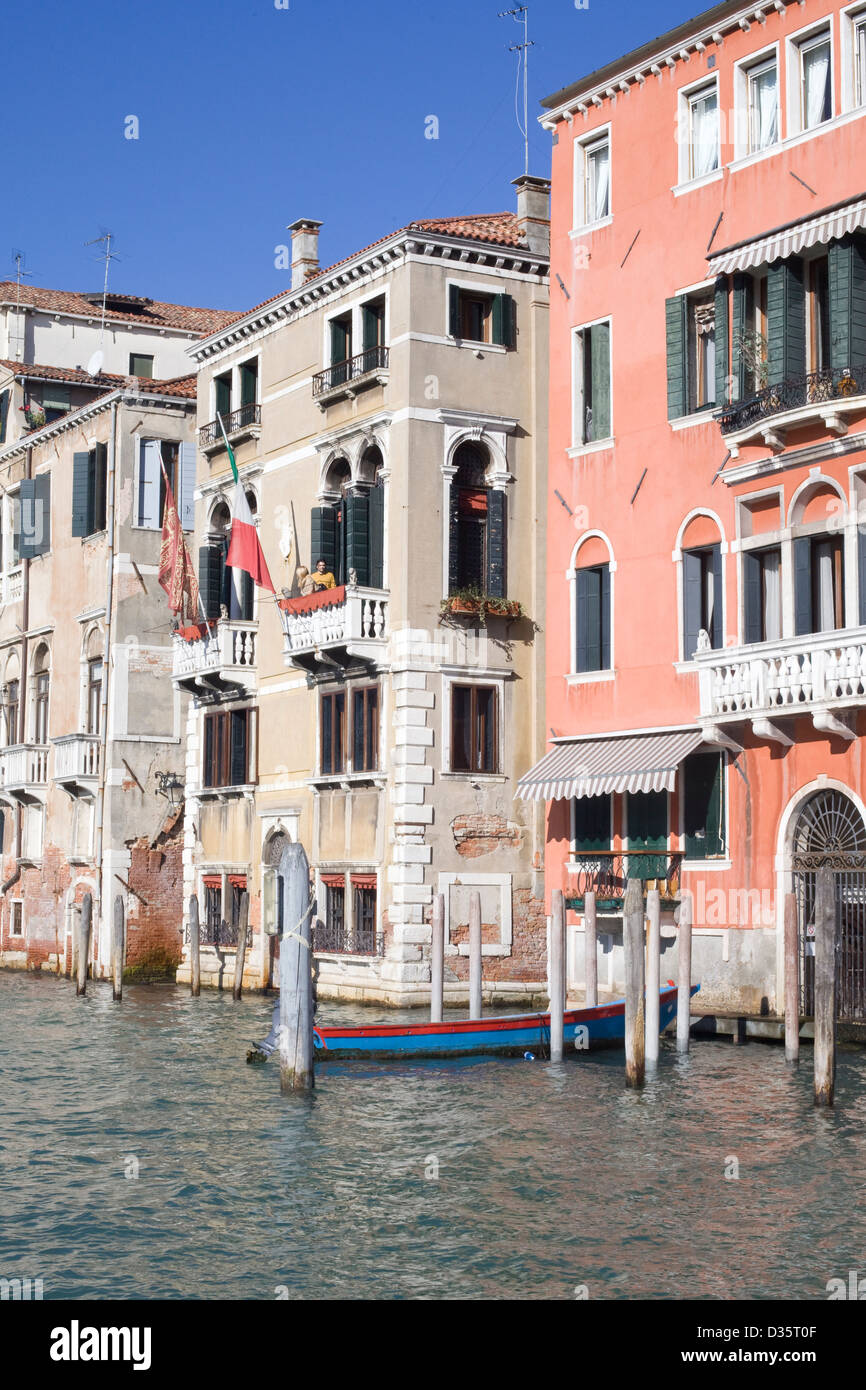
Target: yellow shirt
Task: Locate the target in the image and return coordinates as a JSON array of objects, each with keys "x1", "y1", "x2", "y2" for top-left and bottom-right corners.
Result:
[{"x1": 312, "y1": 571, "x2": 336, "y2": 590}]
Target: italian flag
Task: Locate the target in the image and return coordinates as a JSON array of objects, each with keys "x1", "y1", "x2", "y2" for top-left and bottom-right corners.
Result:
[{"x1": 219, "y1": 414, "x2": 275, "y2": 592}]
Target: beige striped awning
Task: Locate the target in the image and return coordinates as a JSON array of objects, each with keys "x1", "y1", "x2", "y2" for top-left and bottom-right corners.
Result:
[
  {"x1": 707, "y1": 195, "x2": 866, "y2": 276},
  {"x1": 515, "y1": 729, "x2": 705, "y2": 803}
]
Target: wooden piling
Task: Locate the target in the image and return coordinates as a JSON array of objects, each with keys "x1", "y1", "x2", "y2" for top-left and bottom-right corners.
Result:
[
  {"x1": 232, "y1": 891, "x2": 250, "y2": 1001},
  {"x1": 469, "y1": 890, "x2": 482, "y2": 1019},
  {"x1": 76, "y1": 893, "x2": 92, "y2": 997},
  {"x1": 645, "y1": 888, "x2": 661, "y2": 1068},
  {"x1": 783, "y1": 891, "x2": 800, "y2": 1065},
  {"x1": 584, "y1": 890, "x2": 598, "y2": 1008},
  {"x1": 430, "y1": 892, "x2": 444, "y2": 1024},
  {"x1": 112, "y1": 896, "x2": 124, "y2": 1002},
  {"x1": 676, "y1": 890, "x2": 693, "y2": 1054},
  {"x1": 550, "y1": 890, "x2": 565, "y2": 1062},
  {"x1": 188, "y1": 894, "x2": 201, "y2": 998},
  {"x1": 279, "y1": 842, "x2": 314, "y2": 1094},
  {"x1": 623, "y1": 877, "x2": 645, "y2": 1088},
  {"x1": 813, "y1": 866, "x2": 836, "y2": 1108}
]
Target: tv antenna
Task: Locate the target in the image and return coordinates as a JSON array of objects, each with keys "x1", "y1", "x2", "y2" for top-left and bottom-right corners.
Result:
[
  {"x1": 84, "y1": 229, "x2": 121, "y2": 375},
  {"x1": 498, "y1": 5, "x2": 534, "y2": 176},
  {"x1": 9, "y1": 250, "x2": 32, "y2": 361}
]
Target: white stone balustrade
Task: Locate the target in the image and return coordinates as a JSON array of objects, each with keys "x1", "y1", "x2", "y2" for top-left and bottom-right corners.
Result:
[
  {"x1": 281, "y1": 587, "x2": 389, "y2": 664},
  {"x1": 53, "y1": 734, "x2": 101, "y2": 783},
  {"x1": 0, "y1": 743, "x2": 49, "y2": 791},
  {"x1": 172, "y1": 620, "x2": 258, "y2": 690},
  {"x1": 696, "y1": 627, "x2": 866, "y2": 721}
]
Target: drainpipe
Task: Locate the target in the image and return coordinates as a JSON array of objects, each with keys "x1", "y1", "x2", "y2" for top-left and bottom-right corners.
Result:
[
  {"x1": 94, "y1": 398, "x2": 119, "y2": 964},
  {"x1": 2, "y1": 441, "x2": 31, "y2": 898}
]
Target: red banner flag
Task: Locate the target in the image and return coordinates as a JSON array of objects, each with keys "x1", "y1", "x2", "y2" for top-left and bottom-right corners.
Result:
[{"x1": 158, "y1": 457, "x2": 200, "y2": 621}]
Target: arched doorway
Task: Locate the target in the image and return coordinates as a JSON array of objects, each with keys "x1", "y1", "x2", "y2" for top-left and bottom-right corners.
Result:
[{"x1": 792, "y1": 789, "x2": 866, "y2": 1021}]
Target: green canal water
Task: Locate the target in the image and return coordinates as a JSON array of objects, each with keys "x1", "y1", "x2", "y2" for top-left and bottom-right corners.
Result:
[{"x1": 1, "y1": 971, "x2": 865, "y2": 1300}]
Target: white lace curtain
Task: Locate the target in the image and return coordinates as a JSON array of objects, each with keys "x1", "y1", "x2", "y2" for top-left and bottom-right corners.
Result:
[
  {"x1": 803, "y1": 41, "x2": 830, "y2": 128},
  {"x1": 691, "y1": 91, "x2": 719, "y2": 178}
]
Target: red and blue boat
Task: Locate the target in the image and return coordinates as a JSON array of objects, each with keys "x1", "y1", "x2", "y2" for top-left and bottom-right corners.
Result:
[{"x1": 312, "y1": 982, "x2": 695, "y2": 1061}]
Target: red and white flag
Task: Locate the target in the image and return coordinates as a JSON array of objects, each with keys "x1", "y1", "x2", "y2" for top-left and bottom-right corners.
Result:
[{"x1": 219, "y1": 414, "x2": 275, "y2": 593}]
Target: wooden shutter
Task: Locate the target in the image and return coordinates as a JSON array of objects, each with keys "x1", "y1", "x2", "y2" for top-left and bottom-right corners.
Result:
[
  {"x1": 215, "y1": 375, "x2": 231, "y2": 418},
  {"x1": 682, "y1": 549, "x2": 703, "y2": 660},
  {"x1": 576, "y1": 567, "x2": 602, "y2": 672},
  {"x1": 743, "y1": 550, "x2": 763, "y2": 645},
  {"x1": 345, "y1": 491, "x2": 370, "y2": 586},
  {"x1": 589, "y1": 322, "x2": 611, "y2": 439},
  {"x1": 684, "y1": 754, "x2": 724, "y2": 859},
  {"x1": 138, "y1": 440, "x2": 161, "y2": 529},
  {"x1": 731, "y1": 273, "x2": 754, "y2": 400},
  {"x1": 485, "y1": 489, "x2": 507, "y2": 598},
  {"x1": 198, "y1": 543, "x2": 223, "y2": 620},
  {"x1": 665, "y1": 295, "x2": 688, "y2": 419},
  {"x1": 828, "y1": 232, "x2": 866, "y2": 372},
  {"x1": 20, "y1": 474, "x2": 50, "y2": 559},
  {"x1": 492, "y1": 294, "x2": 515, "y2": 348},
  {"x1": 794, "y1": 536, "x2": 812, "y2": 636},
  {"x1": 239, "y1": 568, "x2": 254, "y2": 620},
  {"x1": 179, "y1": 441, "x2": 196, "y2": 531},
  {"x1": 573, "y1": 794, "x2": 611, "y2": 852},
  {"x1": 230, "y1": 709, "x2": 248, "y2": 786},
  {"x1": 600, "y1": 563, "x2": 611, "y2": 669},
  {"x1": 714, "y1": 276, "x2": 729, "y2": 407},
  {"x1": 448, "y1": 285, "x2": 461, "y2": 337},
  {"x1": 447, "y1": 482, "x2": 461, "y2": 594},
  {"x1": 767, "y1": 258, "x2": 806, "y2": 385},
  {"x1": 71, "y1": 451, "x2": 91, "y2": 537},
  {"x1": 710, "y1": 544, "x2": 723, "y2": 648},
  {"x1": 368, "y1": 482, "x2": 384, "y2": 588},
  {"x1": 239, "y1": 361, "x2": 257, "y2": 406},
  {"x1": 310, "y1": 505, "x2": 338, "y2": 576},
  {"x1": 0, "y1": 389, "x2": 8, "y2": 444}
]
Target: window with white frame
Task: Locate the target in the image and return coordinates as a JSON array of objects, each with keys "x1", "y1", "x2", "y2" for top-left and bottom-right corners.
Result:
[
  {"x1": 842, "y1": 5, "x2": 866, "y2": 109},
  {"x1": 797, "y1": 29, "x2": 833, "y2": 130},
  {"x1": 746, "y1": 55, "x2": 780, "y2": 152},
  {"x1": 571, "y1": 321, "x2": 611, "y2": 445},
  {"x1": 574, "y1": 130, "x2": 610, "y2": 227},
  {"x1": 683, "y1": 81, "x2": 719, "y2": 181},
  {"x1": 857, "y1": 11, "x2": 866, "y2": 104}
]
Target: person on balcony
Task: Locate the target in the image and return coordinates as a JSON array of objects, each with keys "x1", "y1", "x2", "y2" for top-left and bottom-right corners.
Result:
[
  {"x1": 295, "y1": 565, "x2": 316, "y2": 596},
  {"x1": 311, "y1": 558, "x2": 336, "y2": 591}
]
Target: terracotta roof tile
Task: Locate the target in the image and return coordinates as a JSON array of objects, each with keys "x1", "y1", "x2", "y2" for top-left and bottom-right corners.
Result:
[
  {"x1": 0, "y1": 358, "x2": 196, "y2": 398},
  {"x1": 0, "y1": 283, "x2": 238, "y2": 334}
]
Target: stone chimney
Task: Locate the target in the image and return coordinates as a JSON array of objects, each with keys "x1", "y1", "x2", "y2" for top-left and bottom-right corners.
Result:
[
  {"x1": 512, "y1": 176, "x2": 551, "y2": 257},
  {"x1": 288, "y1": 218, "x2": 323, "y2": 289}
]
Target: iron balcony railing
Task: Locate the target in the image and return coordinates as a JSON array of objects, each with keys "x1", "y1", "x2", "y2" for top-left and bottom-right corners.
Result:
[
  {"x1": 566, "y1": 850, "x2": 684, "y2": 910},
  {"x1": 198, "y1": 402, "x2": 261, "y2": 448},
  {"x1": 312, "y1": 920, "x2": 383, "y2": 957},
  {"x1": 718, "y1": 364, "x2": 866, "y2": 436},
  {"x1": 184, "y1": 916, "x2": 246, "y2": 949},
  {"x1": 312, "y1": 345, "x2": 389, "y2": 398}
]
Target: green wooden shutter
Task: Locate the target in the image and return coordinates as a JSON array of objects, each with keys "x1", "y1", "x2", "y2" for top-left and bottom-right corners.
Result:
[
  {"x1": 0, "y1": 389, "x2": 9, "y2": 444},
  {"x1": 573, "y1": 794, "x2": 611, "y2": 851},
  {"x1": 345, "y1": 491, "x2": 370, "y2": 586},
  {"x1": 310, "y1": 505, "x2": 338, "y2": 576},
  {"x1": 492, "y1": 294, "x2": 515, "y2": 348},
  {"x1": 829, "y1": 232, "x2": 866, "y2": 371},
  {"x1": 682, "y1": 549, "x2": 703, "y2": 660},
  {"x1": 486, "y1": 489, "x2": 507, "y2": 598},
  {"x1": 710, "y1": 544, "x2": 723, "y2": 648},
  {"x1": 589, "y1": 322, "x2": 611, "y2": 438},
  {"x1": 684, "y1": 753, "x2": 724, "y2": 859},
  {"x1": 627, "y1": 790, "x2": 668, "y2": 878},
  {"x1": 743, "y1": 550, "x2": 762, "y2": 644},
  {"x1": 767, "y1": 258, "x2": 806, "y2": 385},
  {"x1": 448, "y1": 285, "x2": 461, "y2": 337},
  {"x1": 794, "y1": 536, "x2": 812, "y2": 636},
  {"x1": 198, "y1": 543, "x2": 223, "y2": 620},
  {"x1": 71, "y1": 451, "x2": 91, "y2": 537},
  {"x1": 665, "y1": 295, "x2": 688, "y2": 419},
  {"x1": 731, "y1": 273, "x2": 754, "y2": 400},
  {"x1": 600, "y1": 563, "x2": 611, "y2": 669},
  {"x1": 714, "y1": 276, "x2": 729, "y2": 407},
  {"x1": 368, "y1": 483, "x2": 384, "y2": 589},
  {"x1": 230, "y1": 710, "x2": 248, "y2": 786},
  {"x1": 577, "y1": 567, "x2": 601, "y2": 672},
  {"x1": 215, "y1": 375, "x2": 231, "y2": 418},
  {"x1": 20, "y1": 474, "x2": 50, "y2": 559},
  {"x1": 447, "y1": 483, "x2": 461, "y2": 594},
  {"x1": 239, "y1": 361, "x2": 257, "y2": 407}
]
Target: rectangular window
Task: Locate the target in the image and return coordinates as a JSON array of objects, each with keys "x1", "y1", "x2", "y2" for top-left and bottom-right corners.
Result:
[
  {"x1": 34, "y1": 672, "x2": 49, "y2": 745},
  {"x1": 744, "y1": 545, "x2": 782, "y2": 644},
  {"x1": 626, "y1": 789, "x2": 669, "y2": 879},
  {"x1": 318, "y1": 879, "x2": 346, "y2": 952},
  {"x1": 329, "y1": 314, "x2": 353, "y2": 381},
  {"x1": 3, "y1": 679, "x2": 19, "y2": 746},
  {"x1": 747, "y1": 57, "x2": 779, "y2": 151},
  {"x1": 137, "y1": 439, "x2": 180, "y2": 528},
  {"x1": 687, "y1": 83, "x2": 719, "y2": 179},
  {"x1": 352, "y1": 878, "x2": 378, "y2": 954},
  {"x1": 73, "y1": 444, "x2": 108, "y2": 537},
  {"x1": 239, "y1": 358, "x2": 258, "y2": 407},
  {"x1": 202, "y1": 708, "x2": 255, "y2": 788},
  {"x1": 810, "y1": 535, "x2": 845, "y2": 632},
  {"x1": 575, "y1": 564, "x2": 611, "y2": 672},
  {"x1": 451, "y1": 684, "x2": 498, "y2": 774},
  {"x1": 203, "y1": 877, "x2": 222, "y2": 943},
  {"x1": 683, "y1": 753, "x2": 726, "y2": 860},
  {"x1": 214, "y1": 372, "x2": 232, "y2": 419},
  {"x1": 857, "y1": 16, "x2": 866, "y2": 106},
  {"x1": 584, "y1": 137, "x2": 610, "y2": 223},
  {"x1": 807, "y1": 256, "x2": 831, "y2": 372},
  {"x1": 573, "y1": 322, "x2": 611, "y2": 444},
  {"x1": 459, "y1": 293, "x2": 492, "y2": 344},
  {"x1": 572, "y1": 794, "x2": 612, "y2": 853},
  {"x1": 320, "y1": 691, "x2": 346, "y2": 775},
  {"x1": 351, "y1": 685, "x2": 379, "y2": 772},
  {"x1": 42, "y1": 387, "x2": 71, "y2": 424},
  {"x1": 10, "y1": 900, "x2": 22, "y2": 936},
  {"x1": 9, "y1": 494, "x2": 21, "y2": 567},
  {"x1": 688, "y1": 294, "x2": 716, "y2": 411},
  {"x1": 361, "y1": 297, "x2": 386, "y2": 352},
  {"x1": 800, "y1": 32, "x2": 832, "y2": 128},
  {"x1": 129, "y1": 353, "x2": 154, "y2": 379},
  {"x1": 683, "y1": 545, "x2": 722, "y2": 658},
  {"x1": 87, "y1": 659, "x2": 102, "y2": 736}
]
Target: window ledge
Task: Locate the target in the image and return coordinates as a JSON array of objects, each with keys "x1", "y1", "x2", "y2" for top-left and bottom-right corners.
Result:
[
  {"x1": 566, "y1": 669, "x2": 616, "y2": 686},
  {"x1": 727, "y1": 105, "x2": 866, "y2": 174},
  {"x1": 441, "y1": 771, "x2": 506, "y2": 782},
  {"x1": 569, "y1": 215, "x2": 613, "y2": 239},
  {"x1": 196, "y1": 784, "x2": 257, "y2": 801},
  {"x1": 672, "y1": 168, "x2": 724, "y2": 197},
  {"x1": 566, "y1": 437, "x2": 615, "y2": 459},
  {"x1": 81, "y1": 530, "x2": 108, "y2": 544},
  {"x1": 307, "y1": 773, "x2": 386, "y2": 790},
  {"x1": 449, "y1": 338, "x2": 508, "y2": 355},
  {"x1": 681, "y1": 859, "x2": 732, "y2": 872},
  {"x1": 669, "y1": 408, "x2": 717, "y2": 432}
]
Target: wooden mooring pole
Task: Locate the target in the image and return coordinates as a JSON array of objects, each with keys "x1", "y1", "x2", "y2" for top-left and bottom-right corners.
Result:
[
  {"x1": 784, "y1": 891, "x2": 800, "y2": 1066},
  {"x1": 676, "y1": 890, "x2": 693, "y2": 1055},
  {"x1": 469, "y1": 890, "x2": 482, "y2": 1019},
  {"x1": 76, "y1": 893, "x2": 92, "y2": 997},
  {"x1": 279, "y1": 842, "x2": 314, "y2": 1094},
  {"x1": 623, "y1": 877, "x2": 645, "y2": 1088},
  {"x1": 112, "y1": 896, "x2": 124, "y2": 1002},
  {"x1": 813, "y1": 867, "x2": 836, "y2": 1108},
  {"x1": 584, "y1": 889, "x2": 598, "y2": 1008},
  {"x1": 645, "y1": 888, "x2": 661, "y2": 1069},
  {"x1": 430, "y1": 892, "x2": 444, "y2": 1024},
  {"x1": 232, "y1": 891, "x2": 250, "y2": 1001},
  {"x1": 550, "y1": 890, "x2": 566, "y2": 1062},
  {"x1": 189, "y1": 894, "x2": 201, "y2": 998}
]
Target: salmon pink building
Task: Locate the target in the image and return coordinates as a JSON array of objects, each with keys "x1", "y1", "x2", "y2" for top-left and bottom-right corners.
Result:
[{"x1": 523, "y1": 0, "x2": 866, "y2": 1020}]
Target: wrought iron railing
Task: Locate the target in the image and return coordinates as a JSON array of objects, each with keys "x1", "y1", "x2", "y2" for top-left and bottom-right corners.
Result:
[
  {"x1": 312, "y1": 346, "x2": 389, "y2": 398},
  {"x1": 312, "y1": 920, "x2": 382, "y2": 956},
  {"x1": 184, "y1": 916, "x2": 246, "y2": 948},
  {"x1": 566, "y1": 850, "x2": 683, "y2": 909},
  {"x1": 198, "y1": 402, "x2": 261, "y2": 448},
  {"x1": 718, "y1": 364, "x2": 866, "y2": 435}
]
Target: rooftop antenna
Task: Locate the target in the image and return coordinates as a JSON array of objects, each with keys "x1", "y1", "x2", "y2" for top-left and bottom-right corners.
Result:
[
  {"x1": 498, "y1": 5, "x2": 534, "y2": 176},
  {"x1": 84, "y1": 229, "x2": 120, "y2": 375},
  {"x1": 9, "y1": 249, "x2": 32, "y2": 361}
]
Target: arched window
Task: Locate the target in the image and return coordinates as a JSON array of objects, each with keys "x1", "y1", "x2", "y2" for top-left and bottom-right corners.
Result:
[
  {"x1": 311, "y1": 454, "x2": 384, "y2": 588},
  {"x1": 198, "y1": 498, "x2": 254, "y2": 622},
  {"x1": 447, "y1": 442, "x2": 506, "y2": 597},
  {"x1": 678, "y1": 513, "x2": 723, "y2": 659},
  {"x1": 787, "y1": 481, "x2": 846, "y2": 635},
  {"x1": 262, "y1": 829, "x2": 292, "y2": 937},
  {"x1": 571, "y1": 535, "x2": 613, "y2": 674},
  {"x1": 85, "y1": 629, "x2": 103, "y2": 736},
  {"x1": 2, "y1": 651, "x2": 20, "y2": 747},
  {"x1": 31, "y1": 643, "x2": 50, "y2": 745}
]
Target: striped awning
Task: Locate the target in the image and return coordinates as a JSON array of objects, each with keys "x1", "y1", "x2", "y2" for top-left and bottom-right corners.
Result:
[
  {"x1": 515, "y1": 729, "x2": 705, "y2": 803},
  {"x1": 707, "y1": 196, "x2": 866, "y2": 276}
]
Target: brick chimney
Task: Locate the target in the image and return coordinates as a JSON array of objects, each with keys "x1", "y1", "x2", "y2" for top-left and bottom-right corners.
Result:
[
  {"x1": 288, "y1": 218, "x2": 323, "y2": 289},
  {"x1": 512, "y1": 176, "x2": 551, "y2": 257}
]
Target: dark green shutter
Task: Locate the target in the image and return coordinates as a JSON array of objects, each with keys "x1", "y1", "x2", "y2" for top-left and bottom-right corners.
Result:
[
  {"x1": 665, "y1": 295, "x2": 688, "y2": 419},
  {"x1": 447, "y1": 483, "x2": 461, "y2": 594},
  {"x1": 0, "y1": 390, "x2": 8, "y2": 444},
  {"x1": 492, "y1": 294, "x2": 515, "y2": 348},
  {"x1": 627, "y1": 790, "x2": 668, "y2": 878},
  {"x1": 573, "y1": 794, "x2": 611, "y2": 851},
  {"x1": 794, "y1": 536, "x2": 812, "y2": 636},
  {"x1": 71, "y1": 451, "x2": 90, "y2": 537},
  {"x1": 683, "y1": 550, "x2": 703, "y2": 660},
  {"x1": 743, "y1": 550, "x2": 762, "y2": 644},
  {"x1": 230, "y1": 710, "x2": 248, "y2": 786},
  {"x1": 714, "y1": 276, "x2": 729, "y2": 407},
  {"x1": 310, "y1": 505, "x2": 338, "y2": 578},
  {"x1": 590, "y1": 322, "x2": 611, "y2": 438},
  {"x1": 731, "y1": 273, "x2": 754, "y2": 401},
  {"x1": 239, "y1": 361, "x2": 257, "y2": 406},
  {"x1": 345, "y1": 491, "x2": 370, "y2": 586},
  {"x1": 710, "y1": 544, "x2": 723, "y2": 648},
  {"x1": 448, "y1": 285, "x2": 461, "y2": 337},
  {"x1": 767, "y1": 258, "x2": 806, "y2": 386},
  {"x1": 600, "y1": 563, "x2": 611, "y2": 669},
  {"x1": 239, "y1": 569, "x2": 254, "y2": 620},
  {"x1": 215, "y1": 375, "x2": 231, "y2": 418},
  {"x1": 577, "y1": 567, "x2": 602, "y2": 672},
  {"x1": 829, "y1": 233, "x2": 866, "y2": 371},
  {"x1": 486, "y1": 489, "x2": 507, "y2": 598},
  {"x1": 684, "y1": 753, "x2": 724, "y2": 859},
  {"x1": 20, "y1": 474, "x2": 50, "y2": 559},
  {"x1": 368, "y1": 483, "x2": 384, "y2": 589},
  {"x1": 198, "y1": 543, "x2": 223, "y2": 620}
]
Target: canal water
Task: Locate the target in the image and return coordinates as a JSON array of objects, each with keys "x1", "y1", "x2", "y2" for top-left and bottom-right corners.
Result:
[{"x1": 2, "y1": 971, "x2": 865, "y2": 1301}]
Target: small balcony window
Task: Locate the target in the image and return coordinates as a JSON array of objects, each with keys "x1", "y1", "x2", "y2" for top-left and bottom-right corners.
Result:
[
  {"x1": 450, "y1": 684, "x2": 498, "y2": 774},
  {"x1": 572, "y1": 321, "x2": 611, "y2": 444},
  {"x1": 320, "y1": 691, "x2": 346, "y2": 776},
  {"x1": 129, "y1": 353, "x2": 154, "y2": 379},
  {"x1": 743, "y1": 546, "x2": 782, "y2": 644},
  {"x1": 800, "y1": 32, "x2": 832, "y2": 130},
  {"x1": 352, "y1": 685, "x2": 379, "y2": 773},
  {"x1": 686, "y1": 83, "x2": 719, "y2": 180},
  {"x1": 683, "y1": 753, "x2": 726, "y2": 860},
  {"x1": 203, "y1": 708, "x2": 256, "y2": 788},
  {"x1": 747, "y1": 56, "x2": 779, "y2": 152}
]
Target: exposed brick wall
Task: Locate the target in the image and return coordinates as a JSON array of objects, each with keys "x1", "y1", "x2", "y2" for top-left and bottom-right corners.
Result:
[
  {"x1": 0, "y1": 842, "x2": 74, "y2": 971},
  {"x1": 424, "y1": 886, "x2": 547, "y2": 983},
  {"x1": 124, "y1": 808, "x2": 184, "y2": 979},
  {"x1": 451, "y1": 813, "x2": 522, "y2": 859}
]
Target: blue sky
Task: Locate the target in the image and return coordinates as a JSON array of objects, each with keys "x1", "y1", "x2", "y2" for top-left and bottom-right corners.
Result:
[{"x1": 7, "y1": 0, "x2": 695, "y2": 313}]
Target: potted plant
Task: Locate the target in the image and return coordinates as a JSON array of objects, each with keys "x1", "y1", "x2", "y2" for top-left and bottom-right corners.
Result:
[
  {"x1": 482, "y1": 596, "x2": 523, "y2": 621},
  {"x1": 440, "y1": 586, "x2": 483, "y2": 617}
]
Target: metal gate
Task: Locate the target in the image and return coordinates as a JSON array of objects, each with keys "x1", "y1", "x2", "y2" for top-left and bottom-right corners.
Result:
[{"x1": 792, "y1": 790, "x2": 866, "y2": 1023}]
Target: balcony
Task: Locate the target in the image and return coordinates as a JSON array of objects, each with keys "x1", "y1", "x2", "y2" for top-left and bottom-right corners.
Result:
[
  {"x1": 718, "y1": 365, "x2": 866, "y2": 457},
  {"x1": 199, "y1": 403, "x2": 261, "y2": 455},
  {"x1": 695, "y1": 627, "x2": 866, "y2": 744},
  {"x1": 312, "y1": 346, "x2": 389, "y2": 407},
  {"x1": 566, "y1": 851, "x2": 684, "y2": 912},
  {"x1": 53, "y1": 734, "x2": 101, "y2": 795},
  {"x1": 0, "y1": 743, "x2": 49, "y2": 802},
  {"x1": 172, "y1": 619, "x2": 258, "y2": 698},
  {"x1": 2, "y1": 567, "x2": 23, "y2": 604},
  {"x1": 279, "y1": 585, "x2": 388, "y2": 673}
]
